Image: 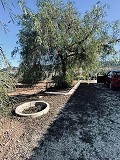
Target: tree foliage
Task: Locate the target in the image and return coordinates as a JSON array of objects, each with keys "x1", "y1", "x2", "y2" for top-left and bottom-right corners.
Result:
[
  {"x1": 14, "y1": 0, "x2": 120, "y2": 86},
  {"x1": 0, "y1": 0, "x2": 24, "y2": 115}
]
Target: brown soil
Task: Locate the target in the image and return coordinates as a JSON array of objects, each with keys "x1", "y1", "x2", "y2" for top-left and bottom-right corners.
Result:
[
  {"x1": 0, "y1": 117, "x2": 25, "y2": 158},
  {"x1": 9, "y1": 81, "x2": 47, "y2": 96},
  {"x1": 0, "y1": 81, "x2": 71, "y2": 159}
]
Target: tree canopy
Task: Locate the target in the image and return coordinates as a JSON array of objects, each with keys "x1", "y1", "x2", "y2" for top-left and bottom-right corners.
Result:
[{"x1": 14, "y1": 0, "x2": 120, "y2": 86}]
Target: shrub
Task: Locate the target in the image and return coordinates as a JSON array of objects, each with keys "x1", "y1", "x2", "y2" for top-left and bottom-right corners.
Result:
[
  {"x1": 18, "y1": 63, "x2": 44, "y2": 85},
  {"x1": 0, "y1": 70, "x2": 14, "y2": 116},
  {"x1": 53, "y1": 73, "x2": 73, "y2": 89}
]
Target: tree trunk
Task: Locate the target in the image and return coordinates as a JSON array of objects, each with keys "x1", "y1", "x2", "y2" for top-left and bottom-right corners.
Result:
[
  {"x1": 59, "y1": 53, "x2": 68, "y2": 87},
  {"x1": 62, "y1": 59, "x2": 67, "y2": 82}
]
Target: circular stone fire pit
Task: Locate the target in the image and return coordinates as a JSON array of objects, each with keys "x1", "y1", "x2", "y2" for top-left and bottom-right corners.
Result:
[{"x1": 15, "y1": 101, "x2": 50, "y2": 118}]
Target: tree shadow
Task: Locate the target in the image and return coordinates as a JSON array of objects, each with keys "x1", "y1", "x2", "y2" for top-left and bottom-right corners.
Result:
[{"x1": 27, "y1": 82, "x2": 120, "y2": 159}]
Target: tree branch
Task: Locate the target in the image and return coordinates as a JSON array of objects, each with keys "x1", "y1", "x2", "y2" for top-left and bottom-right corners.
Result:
[{"x1": 107, "y1": 38, "x2": 120, "y2": 44}]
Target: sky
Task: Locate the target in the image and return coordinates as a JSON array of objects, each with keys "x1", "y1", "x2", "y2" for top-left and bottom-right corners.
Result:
[{"x1": 0, "y1": 0, "x2": 120, "y2": 67}]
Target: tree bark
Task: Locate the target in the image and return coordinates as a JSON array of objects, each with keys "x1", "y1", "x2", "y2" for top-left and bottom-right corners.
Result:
[{"x1": 59, "y1": 53, "x2": 67, "y2": 84}]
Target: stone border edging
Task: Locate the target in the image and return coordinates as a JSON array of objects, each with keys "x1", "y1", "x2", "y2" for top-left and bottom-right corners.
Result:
[
  {"x1": 15, "y1": 101, "x2": 50, "y2": 118},
  {"x1": 45, "y1": 80, "x2": 81, "y2": 95},
  {"x1": 66, "y1": 80, "x2": 81, "y2": 95}
]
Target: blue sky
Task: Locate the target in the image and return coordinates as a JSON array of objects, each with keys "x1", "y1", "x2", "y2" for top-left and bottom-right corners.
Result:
[{"x1": 0, "y1": 0, "x2": 120, "y2": 67}]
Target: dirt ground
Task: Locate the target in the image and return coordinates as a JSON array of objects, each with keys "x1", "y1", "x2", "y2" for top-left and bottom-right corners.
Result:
[
  {"x1": 0, "y1": 81, "x2": 71, "y2": 159},
  {"x1": 0, "y1": 117, "x2": 24, "y2": 158},
  {"x1": 9, "y1": 82, "x2": 47, "y2": 96},
  {"x1": 1, "y1": 80, "x2": 120, "y2": 159}
]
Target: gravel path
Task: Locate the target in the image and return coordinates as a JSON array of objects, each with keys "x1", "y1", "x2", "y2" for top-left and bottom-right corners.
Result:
[
  {"x1": 29, "y1": 82, "x2": 120, "y2": 160},
  {"x1": 1, "y1": 81, "x2": 120, "y2": 159}
]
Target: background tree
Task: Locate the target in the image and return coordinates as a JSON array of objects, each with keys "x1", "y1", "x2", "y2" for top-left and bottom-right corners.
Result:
[{"x1": 15, "y1": 0, "x2": 120, "y2": 87}]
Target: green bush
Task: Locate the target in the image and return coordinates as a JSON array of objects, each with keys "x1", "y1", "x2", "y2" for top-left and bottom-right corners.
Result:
[
  {"x1": 18, "y1": 63, "x2": 44, "y2": 85},
  {"x1": 53, "y1": 73, "x2": 73, "y2": 89},
  {"x1": 0, "y1": 71, "x2": 14, "y2": 116}
]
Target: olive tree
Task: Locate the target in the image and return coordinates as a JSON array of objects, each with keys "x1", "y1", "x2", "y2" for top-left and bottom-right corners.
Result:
[{"x1": 15, "y1": 0, "x2": 120, "y2": 87}]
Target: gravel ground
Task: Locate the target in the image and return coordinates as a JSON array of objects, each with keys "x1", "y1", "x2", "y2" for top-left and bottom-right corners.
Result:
[{"x1": 1, "y1": 80, "x2": 120, "y2": 160}]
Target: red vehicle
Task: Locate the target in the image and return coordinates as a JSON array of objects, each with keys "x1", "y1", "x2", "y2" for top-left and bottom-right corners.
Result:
[{"x1": 104, "y1": 70, "x2": 120, "y2": 89}]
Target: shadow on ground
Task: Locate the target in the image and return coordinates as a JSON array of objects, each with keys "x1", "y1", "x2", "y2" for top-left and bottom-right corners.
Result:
[{"x1": 28, "y1": 82, "x2": 120, "y2": 160}]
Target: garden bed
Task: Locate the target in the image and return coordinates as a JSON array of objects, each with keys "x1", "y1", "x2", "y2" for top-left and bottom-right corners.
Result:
[
  {"x1": 15, "y1": 101, "x2": 50, "y2": 118},
  {"x1": 22, "y1": 102, "x2": 46, "y2": 114},
  {"x1": 0, "y1": 80, "x2": 80, "y2": 159},
  {"x1": 0, "y1": 93, "x2": 70, "y2": 159},
  {"x1": 45, "y1": 80, "x2": 79, "y2": 95}
]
